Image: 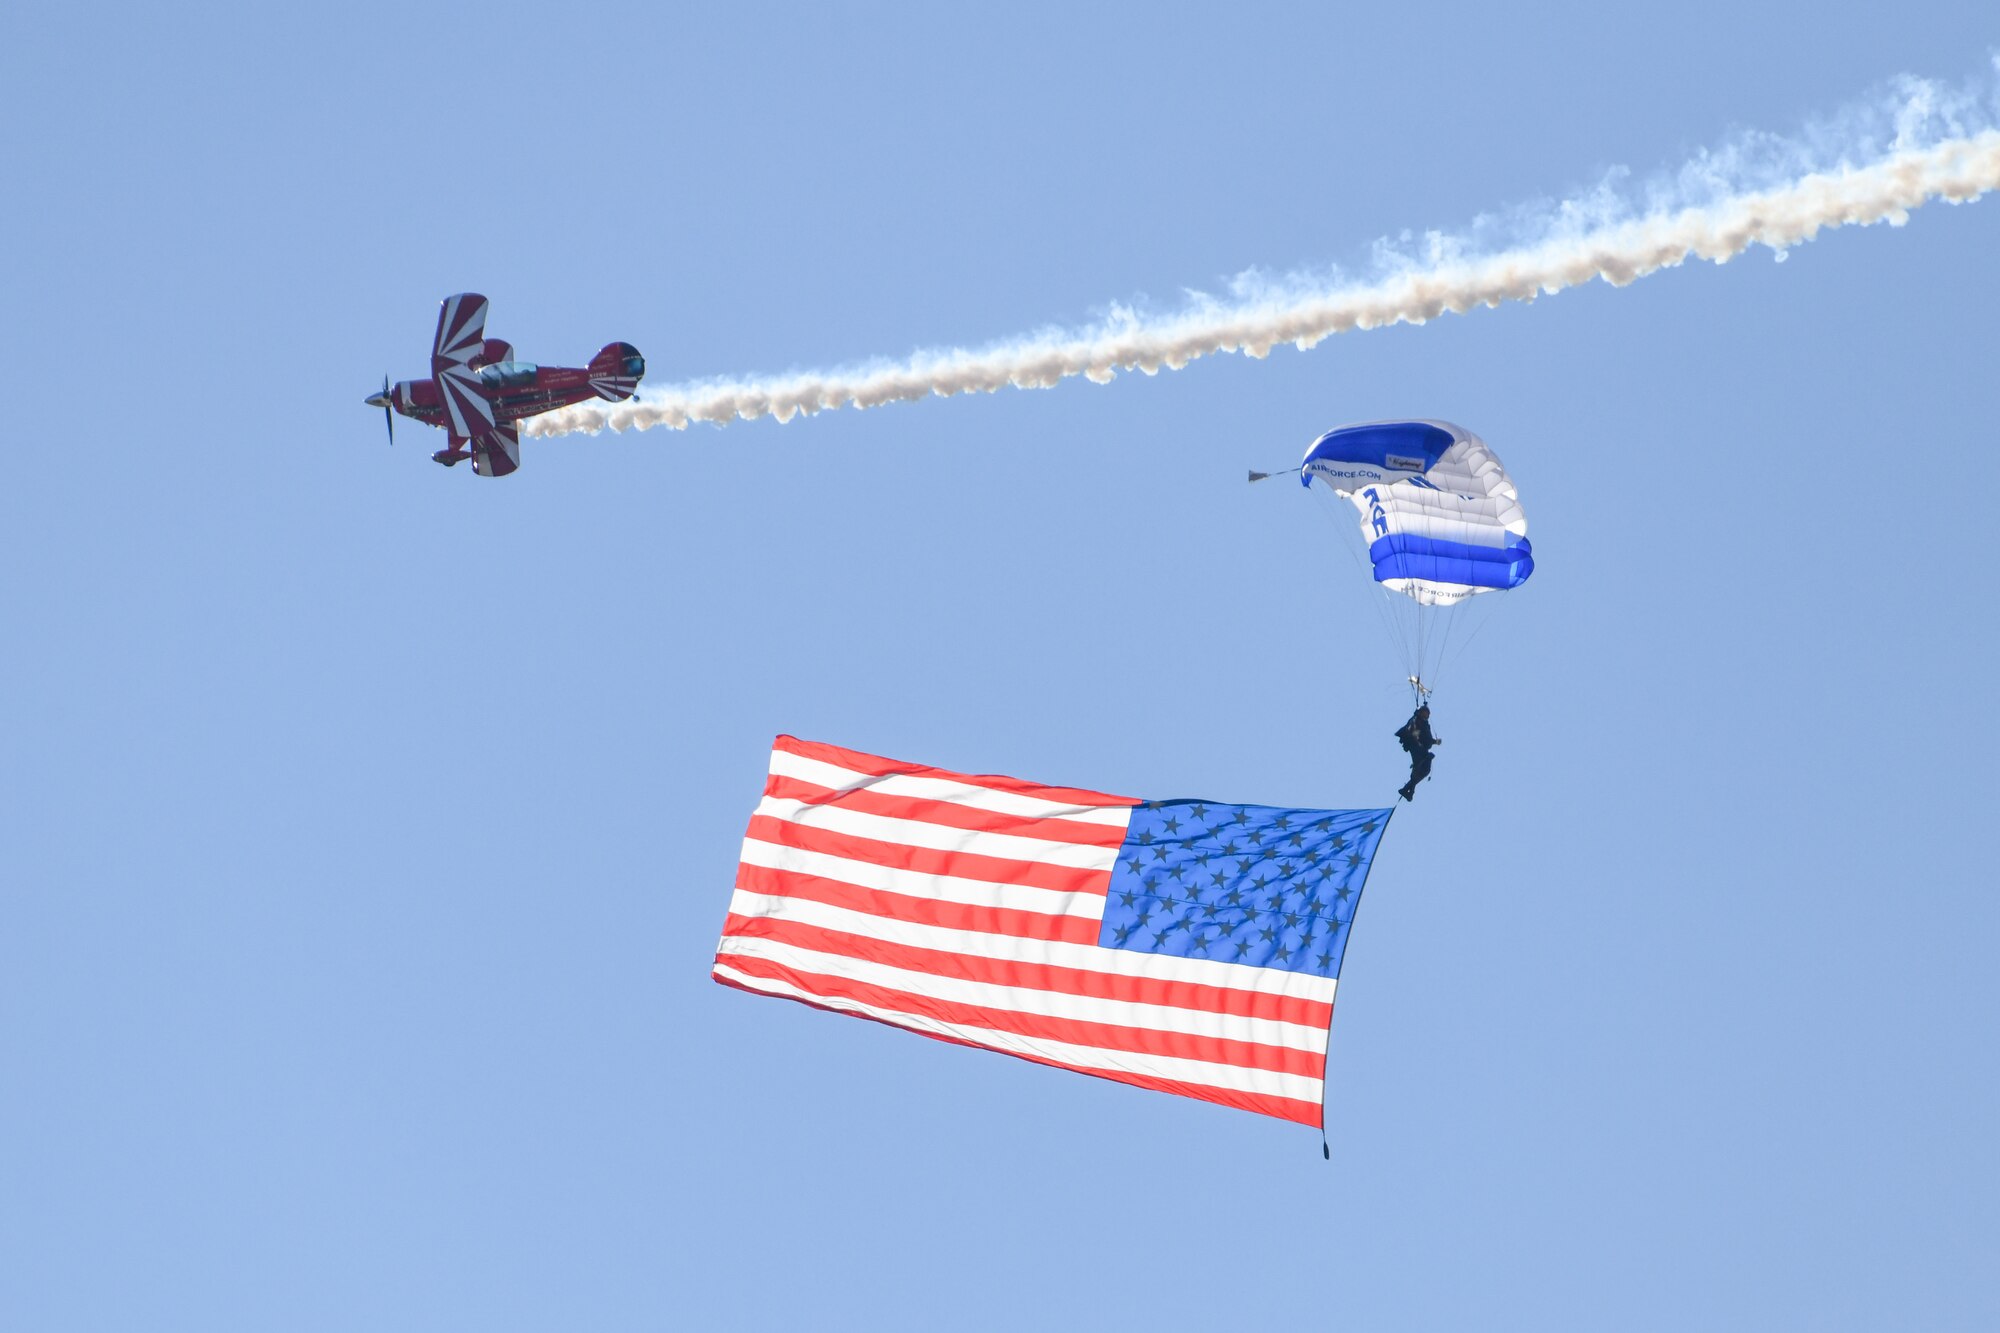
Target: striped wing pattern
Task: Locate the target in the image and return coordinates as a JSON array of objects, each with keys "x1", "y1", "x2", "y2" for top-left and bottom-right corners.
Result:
[
  {"x1": 431, "y1": 293, "x2": 496, "y2": 440},
  {"x1": 715, "y1": 736, "x2": 1380, "y2": 1127},
  {"x1": 470, "y1": 423, "x2": 521, "y2": 478}
]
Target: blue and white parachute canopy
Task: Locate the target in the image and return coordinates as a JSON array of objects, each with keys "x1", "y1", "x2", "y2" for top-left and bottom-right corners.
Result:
[{"x1": 1301, "y1": 420, "x2": 1532, "y2": 607}]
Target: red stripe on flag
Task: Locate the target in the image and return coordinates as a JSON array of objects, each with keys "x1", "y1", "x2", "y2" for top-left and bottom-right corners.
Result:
[
  {"x1": 717, "y1": 949, "x2": 1326, "y2": 1080},
  {"x1": 734, "y1": 863, "x2": 1104, "y2": 945},
  {"x1": 775, "y1": 735, "x2": 1141, "y2": 809},
  {"x1": 764, "y1": 773, "x2": 1129, "y2": 848},
  {"x1": 711, "y1": 970, "x2": 1322, "y2": 1127},
  {"x1": 744, "y1": 815, "x2": 1115, "y2": 899},
  {"x1": 718, "y1": 911, "x2": 1333, "y2": 1031}
]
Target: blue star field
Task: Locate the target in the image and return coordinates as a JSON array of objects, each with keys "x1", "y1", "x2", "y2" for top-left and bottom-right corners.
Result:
[{"x1": 1098, "y1": 801, "x2": 1394, "y2": 977}]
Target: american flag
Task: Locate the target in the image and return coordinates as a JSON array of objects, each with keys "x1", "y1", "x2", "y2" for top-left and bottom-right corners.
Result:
[{"x1": 713, "y1": 737, "x2": 1394, "y2": 1128}]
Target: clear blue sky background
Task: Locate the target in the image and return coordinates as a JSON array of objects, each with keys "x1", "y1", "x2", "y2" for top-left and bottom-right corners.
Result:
[{"x1": 5, "y1": 4, "x2": 1997, "y2": 1329}]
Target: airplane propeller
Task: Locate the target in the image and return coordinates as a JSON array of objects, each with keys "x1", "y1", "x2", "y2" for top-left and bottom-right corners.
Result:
[{"x1": 364, "y1": 375, "x2": 395, "y2": 445}]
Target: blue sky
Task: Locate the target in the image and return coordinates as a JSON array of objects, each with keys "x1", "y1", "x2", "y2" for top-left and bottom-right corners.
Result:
[{"x1": 4, "y1": 4, "x2": 1997, "y2": 1329}]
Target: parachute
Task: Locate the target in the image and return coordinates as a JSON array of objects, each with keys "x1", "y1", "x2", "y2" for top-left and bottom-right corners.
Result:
[{"x1": 1298, "y1": 419, "x2": 1532, "y2": 700}]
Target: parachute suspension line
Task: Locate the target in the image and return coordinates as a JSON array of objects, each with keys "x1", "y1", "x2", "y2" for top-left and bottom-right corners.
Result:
[
  {"x1": 1406, "y1": 596, "x2": 1432, "y2": 704},
  {"x1": 1380, "y1": 583, "x2": 1414, "y2": 685},
  {"x1": 1419, "y1": 600, "x2": 1433, "y2": 694},
  {"x1": 1312, "y1": 492, "x2": 1408, "y2": 683},
  {"x1": 1402, "y1": 596, "x2": 1423, "y2": 690},
  {"x1": 1441, "y1": 600, "x2": 1474, "y2": 693},
  {"x1": 1339, "y1": 495, "x2": 1420, "y2": 689},
  {"x1": 1384, "y1": 589, "x2": 1415, "y2": 683},
  {"x1": 1444, "y1": 596, "x2": 1500, "y2": 689},
  {"x1": 1387, "y1": 577, "x2": 1420, "y2": 687},
  {"x1": 1398, "y1": 586, "x2": 1428, "y2": 697},
  {"x1": 1425, "y1": 597, "x2": 1465, "y2": 700},
  {"x1": 1428, "y1": 592, "x2": 1501, "y2": 698}
]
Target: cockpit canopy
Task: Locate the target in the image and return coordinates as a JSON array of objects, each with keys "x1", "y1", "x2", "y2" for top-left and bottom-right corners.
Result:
[{"x1": 476, "y1": 361, "x2": 538, "y2": 389}]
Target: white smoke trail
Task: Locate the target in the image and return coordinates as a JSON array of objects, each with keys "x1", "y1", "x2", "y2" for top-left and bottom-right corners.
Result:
[{"x1": 527, "y1": 70, "x2": 2000, "y2": 439}]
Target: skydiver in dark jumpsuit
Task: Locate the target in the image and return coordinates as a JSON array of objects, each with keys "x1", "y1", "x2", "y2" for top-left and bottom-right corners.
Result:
[{"x1": 1395, "y1": 705, "x2": 1440, "y2": 802}]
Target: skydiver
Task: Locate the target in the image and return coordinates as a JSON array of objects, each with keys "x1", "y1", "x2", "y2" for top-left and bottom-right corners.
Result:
[{"x1": 1395, "y1": 705, "x2": 1440, "y2": 802}]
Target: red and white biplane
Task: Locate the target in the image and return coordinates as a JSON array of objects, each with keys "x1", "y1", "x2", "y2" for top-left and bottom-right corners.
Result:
[{"x1": 364, "y1": 293, "x2": 644, "y2": 476}]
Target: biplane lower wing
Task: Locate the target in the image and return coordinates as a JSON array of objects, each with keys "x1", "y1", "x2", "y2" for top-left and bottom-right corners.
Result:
[{"x1": 470, "y1": 423, "x2": 521, "y2": 478}]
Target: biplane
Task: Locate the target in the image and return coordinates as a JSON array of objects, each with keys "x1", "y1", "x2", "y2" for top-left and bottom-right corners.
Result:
[{"x1": 365, "y1": 293, "x2": 643, "y2": 476}]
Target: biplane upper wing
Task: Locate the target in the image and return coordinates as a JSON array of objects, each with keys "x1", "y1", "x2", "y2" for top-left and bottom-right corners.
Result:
[
  {"x1": 430, "y1": 293, "x2": 496, "y2": 440},
  {"x1": 431, "y1": 293, "x2": 488, "y2": 373}
]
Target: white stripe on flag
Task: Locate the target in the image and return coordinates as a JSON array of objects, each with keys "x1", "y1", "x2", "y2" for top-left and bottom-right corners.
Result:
[
  {"x1": 712, "y1": 960, "x2": 1326, "y2": 1104},
  {"x1": 716, "y1": 934, "x2": 1331, "y2": 1054},
  {"x1": 754, "y1": 796, "x2": 1125, "y2": 869},
  {"x1": 768, "y1": 746, "x2": 1134, "y2": 827},
  {"x1": 725, "y1": 889, "x2": 1339, "y2": 1006},
  {"x1": 739, "y1": 836, "x2": 1107, "y2": 921}
]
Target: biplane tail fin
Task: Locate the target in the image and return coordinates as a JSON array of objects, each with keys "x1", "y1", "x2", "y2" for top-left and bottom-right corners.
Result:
[{"x1": 587, "y1": 342, "x2": 645, "y2": 401}]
